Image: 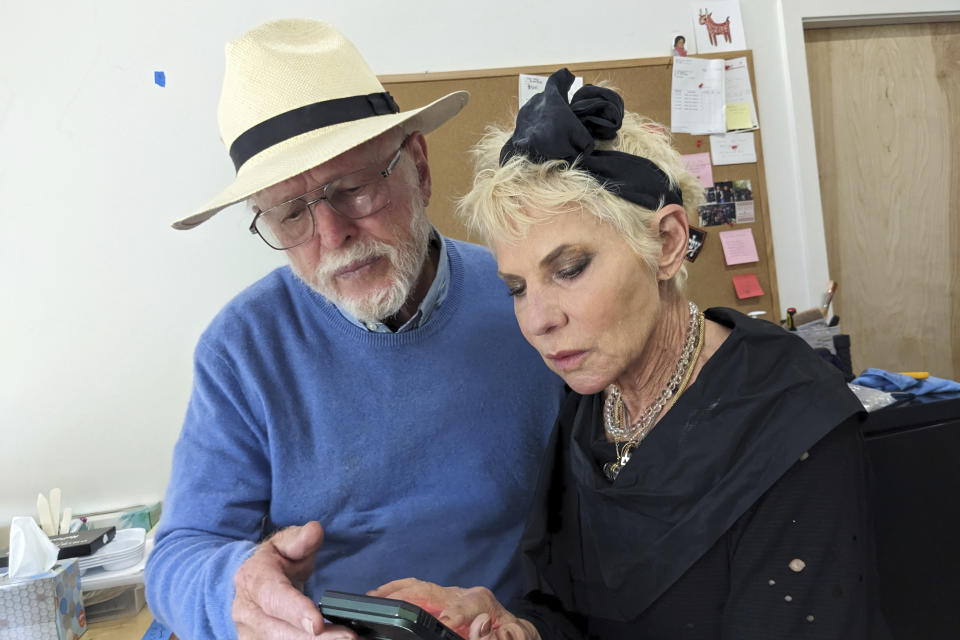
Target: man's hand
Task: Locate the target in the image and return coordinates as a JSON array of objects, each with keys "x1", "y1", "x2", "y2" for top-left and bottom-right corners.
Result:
[
  {"x1": 232, "y1": 521, "x2": 355, "y2": 639},
  {"x1": 371, "y1": 578, "x2": 540, "y2": 640}
]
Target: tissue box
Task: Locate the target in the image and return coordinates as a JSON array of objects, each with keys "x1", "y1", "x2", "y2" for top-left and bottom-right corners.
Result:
[{"x1": 0, "y1": 559, "x2": 86, "y2": 639}]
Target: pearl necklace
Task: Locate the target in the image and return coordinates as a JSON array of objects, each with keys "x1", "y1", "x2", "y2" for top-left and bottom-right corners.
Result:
[{"x1": 602, "y1": 301, "x2": 704, "y2": 481}]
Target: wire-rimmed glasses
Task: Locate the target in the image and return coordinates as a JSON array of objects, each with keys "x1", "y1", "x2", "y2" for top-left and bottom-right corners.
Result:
[{"x1": 250, "y1": 136, "x2": 409, "y2": 250}]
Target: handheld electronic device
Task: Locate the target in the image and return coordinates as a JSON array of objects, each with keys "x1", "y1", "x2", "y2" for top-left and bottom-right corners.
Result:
[{"x1": 319, "y1": 590, "x2": 462, "y2": 640}]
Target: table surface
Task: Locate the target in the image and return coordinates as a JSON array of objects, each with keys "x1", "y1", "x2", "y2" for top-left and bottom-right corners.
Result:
[{"x1": 85, "y1": 607, "x2": 174, "y2": 640}]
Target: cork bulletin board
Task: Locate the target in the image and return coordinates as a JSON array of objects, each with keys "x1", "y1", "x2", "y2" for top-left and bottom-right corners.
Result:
[{"x1": 381, "y1": 51, "x2": 780, "y2": 323}]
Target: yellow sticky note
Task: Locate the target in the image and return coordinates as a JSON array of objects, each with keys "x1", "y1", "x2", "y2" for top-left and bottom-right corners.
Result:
[{"x1": 726, "y1": 103, "x2": 752, "y2": 131}]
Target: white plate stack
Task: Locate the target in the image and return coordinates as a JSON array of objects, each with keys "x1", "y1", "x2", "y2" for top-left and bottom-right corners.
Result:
[{"x1": 77, "y1": 528, "x2": 146, "y2": 574}]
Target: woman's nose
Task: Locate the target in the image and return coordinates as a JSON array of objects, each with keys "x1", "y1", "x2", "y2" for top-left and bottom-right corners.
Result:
[{"x1": 518, "y1": 289, "x2": 566, "y2": 337}]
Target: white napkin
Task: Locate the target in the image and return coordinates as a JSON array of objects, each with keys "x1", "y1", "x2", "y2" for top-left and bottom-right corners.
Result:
[{"x1": 8, "y1": 516, "x2": 59, "y2": 578}]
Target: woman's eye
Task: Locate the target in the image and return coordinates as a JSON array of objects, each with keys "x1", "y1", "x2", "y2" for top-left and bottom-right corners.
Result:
[
  {"x1": 556, "y1": 259, "x2": 590, "y2": 281},
  {"x1": 507, "y1": 284, "x2": 527, "y2": 298}
]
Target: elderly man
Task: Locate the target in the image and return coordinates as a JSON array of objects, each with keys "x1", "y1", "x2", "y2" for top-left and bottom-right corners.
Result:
[{"x1": 144, "y1": 19, "x2": 563, "y2": 640}]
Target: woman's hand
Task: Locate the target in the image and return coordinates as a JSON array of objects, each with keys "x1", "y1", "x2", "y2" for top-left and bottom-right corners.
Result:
[{"x1": 370, "y1": 578, "x2": 540, "y2": 640}]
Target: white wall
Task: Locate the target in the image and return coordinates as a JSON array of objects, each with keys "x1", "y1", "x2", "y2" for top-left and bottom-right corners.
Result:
[{"x1": 1, "y1": 1, "x2": 955, "y2": 526}]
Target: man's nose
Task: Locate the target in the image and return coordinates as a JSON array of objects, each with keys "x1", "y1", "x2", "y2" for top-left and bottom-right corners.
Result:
[{"x1": 311, "y1": 200, "x2": 357, "y2": 250}]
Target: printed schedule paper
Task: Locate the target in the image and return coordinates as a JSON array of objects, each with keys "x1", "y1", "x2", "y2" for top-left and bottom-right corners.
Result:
[{"x1": 670, "y1": 56, "x2": 725, "y2": 134}]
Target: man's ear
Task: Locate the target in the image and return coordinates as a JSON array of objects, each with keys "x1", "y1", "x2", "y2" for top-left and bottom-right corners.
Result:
[
  {"x1": 656, "y1": 203, "x2": 690, "y2": 281},
  {"x1": 405, "y1": 131, "x2": 431, "y2": 205}
]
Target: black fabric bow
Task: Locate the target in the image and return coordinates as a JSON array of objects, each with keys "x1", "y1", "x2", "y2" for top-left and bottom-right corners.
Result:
[{"x1": 500, "y1": 69, "x2": 683, "y2": 211}]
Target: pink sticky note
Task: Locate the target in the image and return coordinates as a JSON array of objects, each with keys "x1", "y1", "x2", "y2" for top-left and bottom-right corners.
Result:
[
  {"x1": 732, "y1": 273, "x2": 764, "y2": 299},
  {"x1": 681, "y1": 152, "x2": 714, "y2": 189},
  {"x1": 718, "y1": 228, "x2": 759, "y2": 265}
]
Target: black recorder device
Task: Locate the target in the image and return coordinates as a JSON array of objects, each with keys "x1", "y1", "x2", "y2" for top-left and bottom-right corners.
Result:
[{"x1": 319, "y1": 590, "x2": 462, "y2": 640}]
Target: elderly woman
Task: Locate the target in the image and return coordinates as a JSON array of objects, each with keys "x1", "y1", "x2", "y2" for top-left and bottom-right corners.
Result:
[{"x1": 372, "y1": 69, "x2": 888, "y2": 639}]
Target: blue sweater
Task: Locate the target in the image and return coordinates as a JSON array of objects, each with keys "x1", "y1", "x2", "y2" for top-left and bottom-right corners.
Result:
[{"x1": 145, "y1": 240, "x2": 563, "y2": 640}]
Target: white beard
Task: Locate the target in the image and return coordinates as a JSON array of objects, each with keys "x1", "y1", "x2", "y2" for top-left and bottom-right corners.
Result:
[{"x1": 299, "y1": 208, "x2": 432, "y2": 324}]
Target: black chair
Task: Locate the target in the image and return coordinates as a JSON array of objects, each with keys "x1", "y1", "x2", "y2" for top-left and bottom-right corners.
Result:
[{"x1": 861, "y1": 394, "x2": 960, "y2": 638}]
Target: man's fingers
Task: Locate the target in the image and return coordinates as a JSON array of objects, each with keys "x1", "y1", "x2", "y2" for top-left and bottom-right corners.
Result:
[
  {"x1": 316, "y1": 624, "x2": 360, "y2": 640},
  {"x1": 271, "y1": 521, "x2": 325, "y2": 561},
  {"x1": 256, "y1": 578, "x2": 325, "y2": 632},
  {"x1": 237, "y1": 615, "x2": 355, "y2": 640}
]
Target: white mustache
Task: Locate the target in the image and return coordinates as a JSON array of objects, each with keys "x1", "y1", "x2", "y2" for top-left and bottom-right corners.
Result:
[{"x1": 314, "y1": 240, "x2": 397, "y2": 280}]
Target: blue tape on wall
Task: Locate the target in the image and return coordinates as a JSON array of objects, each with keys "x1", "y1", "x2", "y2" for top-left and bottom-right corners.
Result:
[{"x1": 154, "y1": 71, "x2": 166, "y2": 87}]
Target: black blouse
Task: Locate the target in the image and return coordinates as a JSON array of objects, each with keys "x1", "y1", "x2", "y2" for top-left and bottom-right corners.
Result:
[{"x1": 512, "y1": 308, "x2": 890, "y2": 639}]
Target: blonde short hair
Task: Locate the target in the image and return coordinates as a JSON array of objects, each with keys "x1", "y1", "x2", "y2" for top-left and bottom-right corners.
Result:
[{"x1": 457, "y1": 110, "x2": 705, "y2": 289}]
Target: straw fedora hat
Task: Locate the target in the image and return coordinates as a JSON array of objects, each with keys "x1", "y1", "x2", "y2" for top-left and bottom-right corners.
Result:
[{"x1": 173, "y1": 19, "x2": 469, "y2": 230}]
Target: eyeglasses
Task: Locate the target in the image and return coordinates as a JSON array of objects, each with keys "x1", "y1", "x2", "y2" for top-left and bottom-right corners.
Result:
[{"x1": 250, "y1": 136, "x2": 410, "y2": 250}]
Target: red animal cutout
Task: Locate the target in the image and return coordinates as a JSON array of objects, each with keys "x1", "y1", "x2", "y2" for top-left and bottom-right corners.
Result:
[{"x1": 699, "y1": 9, "x2": 732, "y2": 47}]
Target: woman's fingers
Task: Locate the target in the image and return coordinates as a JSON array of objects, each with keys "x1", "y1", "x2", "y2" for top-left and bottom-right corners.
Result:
[{"x1": 468, "y1": 612, "x2": 493, "y2": 639}]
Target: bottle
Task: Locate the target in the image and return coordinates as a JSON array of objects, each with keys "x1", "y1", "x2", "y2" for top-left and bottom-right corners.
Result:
[{"x1": 786, "y1": 307, "x2": 797, "y2": 331}]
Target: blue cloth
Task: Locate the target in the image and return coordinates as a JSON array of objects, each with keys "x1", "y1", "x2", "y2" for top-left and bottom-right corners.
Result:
[
  {"x1": 145, "y1": 240, "x2": 564, "y2": 640},
  {"x1": 141, "y1": 620, "x2": 172, "y2": 639},
  {"x1": 851, "y1": 368, "x2": 960, "y2": 395}
]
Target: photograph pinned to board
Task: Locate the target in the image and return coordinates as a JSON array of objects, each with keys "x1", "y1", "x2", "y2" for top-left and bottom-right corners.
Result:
[
  {"x1": 733, "y1": 179, "x2": 755, "y2": 223},
  {"x1": 518, "y1": 73, "x2": 583, "y2": 109},
  {"x1": 672, "y1": 33, "x2": 691, "y2": 57},
  {"x1": 686, "y1": 226, "x2": 707, "y2": 262},
  {"x1": 698, "y1": 201, "x2": 735, "y2": 227},
  {"x1": 697, "y1": 179, "x2": 752, "y2": 227},
  {"x1": 691, "y1": 1, "x2": 746, "y2": 53}
]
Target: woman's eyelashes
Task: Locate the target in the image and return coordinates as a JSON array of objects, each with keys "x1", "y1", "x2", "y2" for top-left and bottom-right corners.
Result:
[
  {"x1": 555, "y1": 254, "x2": 593, "y2": 282},
  {"x1": 503, "y1": 253, "x2": 594, "y2": 297}
]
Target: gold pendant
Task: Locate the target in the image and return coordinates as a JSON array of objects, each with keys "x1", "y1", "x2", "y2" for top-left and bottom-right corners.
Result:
[{"x1": 603, "y1": 461, "x2": 621, "y2": 481}]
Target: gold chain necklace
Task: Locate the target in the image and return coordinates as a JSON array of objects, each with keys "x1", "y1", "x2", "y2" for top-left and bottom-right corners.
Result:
[{"x1": 602, "y1": 304, "x2": 706, "y2": 481}]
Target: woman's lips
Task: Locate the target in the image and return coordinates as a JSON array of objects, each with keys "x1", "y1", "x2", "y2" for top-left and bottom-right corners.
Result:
[
  {"x1": 335, "y1": 255, "x2": 381, "y2": 278},
  {"x1": 545, "y1": 350, "x2": 588, "y2": 372}
]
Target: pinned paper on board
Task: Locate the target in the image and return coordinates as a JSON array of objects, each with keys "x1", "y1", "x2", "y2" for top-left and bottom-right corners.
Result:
[
  {"x1": 692, "y1": 1, "x2": 747, "y2": 53},
  {"x1": 719, "y1": 228, "x2": 759, "y2": 265},
  {"x1": 735, "y1": 199, "x2": 755, "y2": 223},
  {"x1": 732, "y1": 273, "x2": 764, "y2": 299},
  {"x1": 519, "y1": 73, "x2": 583, "y2": 108},
  {"x1": 686, "y1": 226, "x2": 707, "y2": 262},
  {"x1": 670, "y1": 56, "x2": 725, "y2": 134},
  {"x1": 725, "y1": 103, "x2": 752, "y2": 130},
  {"x1": 709, "y1": 131, "x2": 757, "y2": 165},
  {"x1": 681, "y1": 152, "x2": 714, "y2": 188},
  {"x1": 724, "y1": 56, "x2": 759, "y2": 130}
]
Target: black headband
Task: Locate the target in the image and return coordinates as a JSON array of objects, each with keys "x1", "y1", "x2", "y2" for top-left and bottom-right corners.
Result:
[
  {"x1": 500, "y1": 69, "x2": 683, "y2": 210},
  {"x1": 229, "y1": 92, "x2": 400, "y2": 171}
]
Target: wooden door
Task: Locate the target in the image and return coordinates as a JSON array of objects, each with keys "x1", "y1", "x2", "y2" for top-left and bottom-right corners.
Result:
[{"x1": 805, "y1": 22, "x2": 960, "y2": 380}]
